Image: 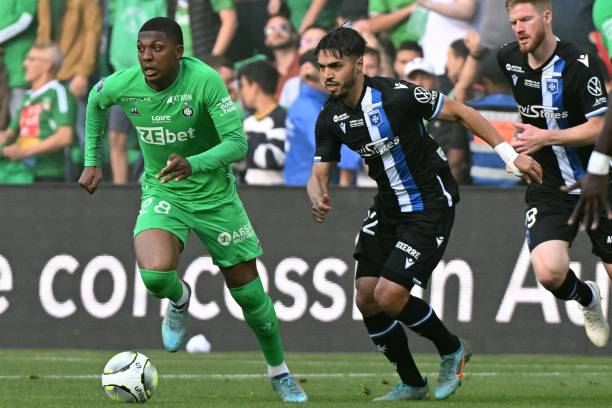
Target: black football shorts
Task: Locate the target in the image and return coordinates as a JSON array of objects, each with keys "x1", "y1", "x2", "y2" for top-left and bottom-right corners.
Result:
[{"x1": 354, "y1": 205, "x2": 455, "y2": 289}]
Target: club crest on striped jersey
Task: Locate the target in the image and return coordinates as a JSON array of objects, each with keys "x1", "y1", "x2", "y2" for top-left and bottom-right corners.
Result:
[{"x1": 368, "y1": 110, "x2": 382, "y2": 127}]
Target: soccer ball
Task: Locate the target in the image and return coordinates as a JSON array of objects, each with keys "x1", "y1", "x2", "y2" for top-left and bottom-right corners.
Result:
[{"x1": 101, "y1": 351, "x2": 158, "y2": 403}]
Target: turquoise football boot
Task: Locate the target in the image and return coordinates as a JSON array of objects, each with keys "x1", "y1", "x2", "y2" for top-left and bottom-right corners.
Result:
[
  {"x1": 373, "y1": 379, "x2": 430, "y2": 401},
  {"x1": 271, "y1": 374, "x2": 308, "y2": 403},
  {"x1": 434, "y1": 338, "x2": 472, "y2": 400},
  {"x1": 161, "y1": 281, "x2": 191, "y2": 352}
]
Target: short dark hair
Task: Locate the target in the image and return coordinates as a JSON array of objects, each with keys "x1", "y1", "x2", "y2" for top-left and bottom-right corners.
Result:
[
  {"x1": 238, "y1": 60, "x2": 279, "y2": 95},
  {"x1": 364, "y1": 46, "x2": 381, "y2": 65},
  {"x1": 449, "y1": 39, "x2": 469, "y2": 60},
  {"x1": 139, "y1": 17, "x2": 183, "y2": 45},
  {"x1": 396, "y1": 41, "x2": 423, "y2": 57},
  {"x1": 314, "y1": 27, "x2": 366, "y2": 60}
]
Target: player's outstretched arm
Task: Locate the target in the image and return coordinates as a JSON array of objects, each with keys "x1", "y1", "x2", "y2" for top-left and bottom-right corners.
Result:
[
  {"x1": 80, "y1": 84, "x2": 111, "y2": 194},
  {"x1": 437, "y1": 98, "x2": 542, "y2": 184},
  {"x1": 563, "y1": 98, "x2": 612, "y2": 229},
  {"x1": 307, "y1": 162, "x2": 333, "y2": 224}
]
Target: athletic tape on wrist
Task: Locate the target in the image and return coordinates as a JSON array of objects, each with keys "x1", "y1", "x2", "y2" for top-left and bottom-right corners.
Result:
[
  {"x1": 494, "y1": 142, "x2": 522, "y2": 176},
  {"x1": 587, "y1": 151, "x2": 611, "y2": 176}
]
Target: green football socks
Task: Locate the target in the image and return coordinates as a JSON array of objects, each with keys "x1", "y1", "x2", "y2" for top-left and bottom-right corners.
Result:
[
  {"x1": 230, "y1": 277, "x2": 285, "y2": 367},
  {"x1": 139, "y1": 269, "x2": 184, "y2": 304}
]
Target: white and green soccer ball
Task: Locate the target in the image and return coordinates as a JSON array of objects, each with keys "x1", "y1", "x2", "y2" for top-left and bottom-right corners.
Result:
[{"x1": 101, "y1": 351, "x2": 158, "y2": 403}]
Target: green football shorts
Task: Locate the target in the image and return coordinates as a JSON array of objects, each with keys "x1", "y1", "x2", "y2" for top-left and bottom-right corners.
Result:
[{"x1": 133, "y1": 194, "x2": 262, "y2": 268}]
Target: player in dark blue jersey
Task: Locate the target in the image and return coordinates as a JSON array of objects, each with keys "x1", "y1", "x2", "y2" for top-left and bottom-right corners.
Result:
[
  {"x1": 499, "y1": 0, "x2": 610, "y2": 348},
  {"x1": 306, "y1": 26, "x2": 541, "y2": 401}
]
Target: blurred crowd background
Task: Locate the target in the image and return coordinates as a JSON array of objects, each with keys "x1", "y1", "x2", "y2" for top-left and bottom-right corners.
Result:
[{"x1": 0, "y1": 0, "x2": 610, "y2": 187}]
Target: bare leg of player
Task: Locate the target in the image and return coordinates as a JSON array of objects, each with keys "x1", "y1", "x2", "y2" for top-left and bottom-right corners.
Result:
[{"x1": 531, "y1": 240, "x2": 609, "y2": 347}]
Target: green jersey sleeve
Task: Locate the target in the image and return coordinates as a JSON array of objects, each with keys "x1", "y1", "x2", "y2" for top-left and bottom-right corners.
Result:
[
  {"x1": 187, "y1": 68, "x2": 247, "y2": 173},
  {"x1": 84, "y1": 78, "x2": 115, "y2": 166},
  {"x1": 0, "y1": 0, "x2": 36, "y2": 42}
]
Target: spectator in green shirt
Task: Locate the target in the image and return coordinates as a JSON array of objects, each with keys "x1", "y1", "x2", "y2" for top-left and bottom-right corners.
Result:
[
  {"x1": 0, "y1": 43, "x2": 76, "y2": 183},
  {"x1": 269, "y1": 0, "x2": 339, "y2": 33},
  {"x1": 0, "y1": 0, "x2": 37, "y2": 120}
]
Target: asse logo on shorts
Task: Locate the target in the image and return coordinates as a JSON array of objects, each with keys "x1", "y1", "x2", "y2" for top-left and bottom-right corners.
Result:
[
  {"x1": 217, "y1": 232, "x2": 232, "y2": 246},
  {"x1": 217, "y1": 224, "x2": 254, "y2": 246}
]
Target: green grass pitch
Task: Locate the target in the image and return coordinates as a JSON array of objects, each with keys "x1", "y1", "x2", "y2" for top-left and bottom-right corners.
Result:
[{"x1": 1, "y1": 350, "x2": 611, "y2": 407}]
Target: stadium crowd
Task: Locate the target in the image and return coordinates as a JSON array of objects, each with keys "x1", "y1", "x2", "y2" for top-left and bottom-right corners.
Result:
[{"x1": 0, "y1": 0, "x2": 610, "y2": 186}]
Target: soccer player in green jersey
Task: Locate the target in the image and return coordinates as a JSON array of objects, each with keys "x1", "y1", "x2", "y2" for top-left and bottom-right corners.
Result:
[{"x1": 78, "y1": 17, "x2": 307, "y2": 403}]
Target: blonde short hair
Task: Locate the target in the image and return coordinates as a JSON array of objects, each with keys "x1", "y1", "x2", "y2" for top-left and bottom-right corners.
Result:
[{"x1": 505, "y1": 0, "x2": 552, "y2": 12}]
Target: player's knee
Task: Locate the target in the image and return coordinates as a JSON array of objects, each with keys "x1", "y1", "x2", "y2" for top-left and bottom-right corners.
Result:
[
  {"x1": 537, "y1": 273, "x2": 563, "y2": 291},
  {"x1": 532, "y1": 259, "x2": 566, "y2": 290},
  {"x1": 373, "y1": 286, "x2": 404, "y2": 317},
  {"x1": 355, "y1": 291, "x2": 378, "y2": 315}
]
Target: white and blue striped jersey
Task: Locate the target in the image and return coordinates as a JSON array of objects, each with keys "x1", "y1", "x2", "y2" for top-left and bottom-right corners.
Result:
[
  {"x1": 498, "y1": 40, "x2": 609, "y2": 201},
  {"x1": 314, "y1": 76, "x2": 459, "y2": 221}
]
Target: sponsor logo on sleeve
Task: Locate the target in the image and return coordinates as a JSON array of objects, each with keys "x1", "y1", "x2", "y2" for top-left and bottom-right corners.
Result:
[
  {"x1": 593, "y1": 97, "x2": 608, "y2": 107},
  {"x1": 588, "y1": 77, "x2": 603, "y2": 97},
  {"x1": 96, "y1": 79, "x2": 105, "y2": 93},
  {"x1": 216, "y1": 96, "x2": 235, "y2": 116},
  {"x1": 414, "y1": 87, "x2": 432, "y2": 103}
]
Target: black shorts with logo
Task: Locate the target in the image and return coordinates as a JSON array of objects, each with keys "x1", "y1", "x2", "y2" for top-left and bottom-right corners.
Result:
[
  {"x1": 354, "y1": 205, "x2": 455, "y2": 289},
  {"x1": 525, "y1": 193, "x2": 612, "y2": 263}
]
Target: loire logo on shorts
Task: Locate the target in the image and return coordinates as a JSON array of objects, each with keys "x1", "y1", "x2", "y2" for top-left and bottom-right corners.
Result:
[
  {"x1": 217, "y1": 224, "x2": 254, "y2": 246},
  {"x1": 137, "y1": 126, "x2": 196, "y2": 145}
]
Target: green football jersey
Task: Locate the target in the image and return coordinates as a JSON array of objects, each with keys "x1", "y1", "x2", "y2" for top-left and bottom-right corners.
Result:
[
  {"x1": 9, "y1": 80, "x2": 76, "y2": 179},
  {"x1": 594, "y1": 0, "x2": 612, "y2": 57},
  {"x1": 85, "y1": 57, "x2": 244, "y2": 208}
]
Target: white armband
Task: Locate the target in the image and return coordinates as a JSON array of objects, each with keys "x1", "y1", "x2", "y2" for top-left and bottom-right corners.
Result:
[
  {"x1": 587, "y1": 151, "x2": 612, "y2": 176},
  {"x1": 494, "y1": 141, "x2": 522, "y2": 176}
]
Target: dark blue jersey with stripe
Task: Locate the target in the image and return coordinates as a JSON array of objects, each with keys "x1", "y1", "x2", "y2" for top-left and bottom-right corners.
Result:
[
  {"x1": 314, "y1": 76, "x2": 459, "y2": 222},
  {"x1": 497, "y1": 40, "x2": 609, "y2": 202}
]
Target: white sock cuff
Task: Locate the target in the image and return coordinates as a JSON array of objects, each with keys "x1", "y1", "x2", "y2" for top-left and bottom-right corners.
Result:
[
  {"x1": 172, "y1": 281, "x2": 190, "y2": 307},
  {"x1": 588, "y1": 283, "x2": 598, "y2": 308},
  {"x1": 268, "y1": 361, "x2": 289, "y2": 378}
]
